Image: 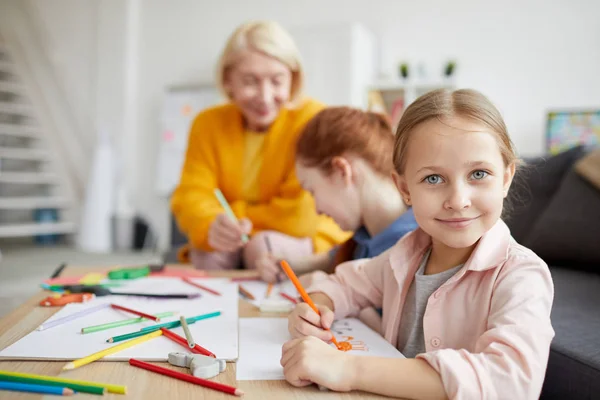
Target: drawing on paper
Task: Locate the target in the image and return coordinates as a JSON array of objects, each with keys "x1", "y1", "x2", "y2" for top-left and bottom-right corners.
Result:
[{"x1": 331, "y1": 321, "x2": 368, "y2": 352}]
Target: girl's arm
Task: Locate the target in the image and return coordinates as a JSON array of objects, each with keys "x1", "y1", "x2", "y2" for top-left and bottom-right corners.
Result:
[{"x1": 351, "y1": 357, "x2": 447, "y2": 400}]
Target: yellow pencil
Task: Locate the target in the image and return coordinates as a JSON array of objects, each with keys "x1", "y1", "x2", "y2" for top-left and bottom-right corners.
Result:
[
  {"x1": 0, "y1": 370, "x2": 127, "y2": 394},
  {"x1": 62, "y1": 330, "x2": 163, "y2": 370}
]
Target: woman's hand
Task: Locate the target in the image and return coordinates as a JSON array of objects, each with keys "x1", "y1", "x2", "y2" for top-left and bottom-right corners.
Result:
[
  {"x1": 281, "y1": 336, "x2": 357, "y2": 391},
  {"x1": 207, "y1": 214, "x2": 252, "y2": 252}
]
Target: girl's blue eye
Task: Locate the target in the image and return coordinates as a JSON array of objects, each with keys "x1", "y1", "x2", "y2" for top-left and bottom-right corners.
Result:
[
  {"x1": 425, "y1": 175, "x2": 443, "y2": 184},
  {"x1": 471, "y1": 170, "x2": 488, "y2": 180}
]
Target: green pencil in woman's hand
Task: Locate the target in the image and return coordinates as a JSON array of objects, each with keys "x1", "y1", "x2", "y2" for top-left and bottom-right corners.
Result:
[{"x1": 213, "y1": 188, "x2": 249, "y2": 243}]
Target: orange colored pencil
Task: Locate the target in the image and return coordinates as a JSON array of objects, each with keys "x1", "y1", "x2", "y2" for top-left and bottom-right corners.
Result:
[
  {"x1": 266, "y1": 283, "x2": 273, "y2": 298},
  {"x1": 279, "y1": 260, "x2": 340, "y2": 348},
  {"x1": 182, "y1": 278, "x2": 222, "y2": 296},
  {"x1": 111, "y1": 304, "x2": 160, "y2": 322},
  {"x1": 238, "y1": 284, "x2": 255, "y2": 300}
]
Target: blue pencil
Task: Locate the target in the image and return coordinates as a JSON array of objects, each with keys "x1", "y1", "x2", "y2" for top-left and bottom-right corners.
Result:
[
  {"x1": 0, "y1": 381, "x2": 75, "y2": 396},
  {"x1": 139, "y1": 311, "x2": 222, "y2": 332}
]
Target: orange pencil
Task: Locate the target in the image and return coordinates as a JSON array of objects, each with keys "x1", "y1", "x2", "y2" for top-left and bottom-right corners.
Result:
[
  {"x1": 238, "y1": 285, "x2": 255, "y2": 300},
  {"x1": 266, "y1": 283, "x2": 273, "y2": 298},
  {"x1": 279, "y1": 260, "x2": 340, "y2": 348}
]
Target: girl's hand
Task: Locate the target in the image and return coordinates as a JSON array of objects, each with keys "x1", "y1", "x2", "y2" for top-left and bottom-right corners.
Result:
[
  {"x1": 281, "y1": 336, "x2": 357, "y2": 391},
  {"x1": 256, "y1": 253, "x2": 286, "y2": 283},
  {"x1": 207, "y1": 214, "x2": 252, "y2": 252},
  {"x1": 288, "y1": 302, "x2": 334, "y2": 342}
]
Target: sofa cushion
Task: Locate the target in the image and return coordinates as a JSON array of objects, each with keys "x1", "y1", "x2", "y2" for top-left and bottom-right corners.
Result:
[
  {"x1": 575, "y1": 149, "x2": 600, "y2": 190},
  {"x1": 504, "y1": 146, "x2": 586, "y2": 242},
  {"x1": 541, "y1": 266, "x2": 600, "y2": 399},
  {"x1": 523, "y1": 168, "x2": 600, "y2": 268}
]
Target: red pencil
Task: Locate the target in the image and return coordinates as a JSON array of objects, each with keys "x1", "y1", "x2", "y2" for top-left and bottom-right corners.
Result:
[
  {"x1": 160, "y1": 328, "x2": 216, "y2": 358},
  {"x1": 111, "y1": 304, "x2": 160, "y2": 321},
  {"x1": 182, "y1": 277, "x2": 222, "y2": 296},
  {"x1": 129, "y1": 358, "x2": 243, "y2": 396},
  {"x1": 280, "y1": 292, "x2": 298, "y2": 304},
  {"x1": 230, "y1": 276, "x2": 260, "y2": 282}
]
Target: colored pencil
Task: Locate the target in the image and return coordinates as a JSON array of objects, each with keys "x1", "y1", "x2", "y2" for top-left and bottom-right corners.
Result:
[
  {"x1": 0, "y1": 381, "x2": 74, "y2": 396},
  {"x1": 230, "y1": 276, "x2": 260, "y2": 282},
  {"x1": 0, "y1": 370, "x2": 126, "y2": 394},
  {"x1": 279, "y1": 260, "x2": 340, "y2": 348},
  {"x1": 111, "y1": 303, "x2": 160, "y2": 321},
  {"x1": 37, "y1": 303, "x2": 110, "y2": 331},
  {"x1": 160, "y1": 328, "x2": 215, "y2": 358},
  {"x1": 179, "y1": 316, "x2": 195, "y2": 348},
  {"x1": 139, "y1": 311, "x2": 222, "y2": 332},
  {"x1": 81, "y1": 311, "x2": 175, "y2": 334},
  {"x1": 63, "y1": 330, "x2": 163, "y2": 370},
  {"x1": 238, "y1": 284, "x2": 255, "y2": 300},
  {"x1": 129, "y1": 358, "x2": 243, "y2": 396},
  {"x1": 50, "y1": 263, "x2": 67, "y2": 278},
  {"x1": 107, "y1": 329, "x2": 154, "y2": 343},
  {"x1": 266, "y1": 283, "x2": 274, "y2": 298},
  {"x1": 214, "y1": 188, "x2": 249, "y2": 243},
  {"x1": 264, "y1": 235, "x2": 273, "y2": 253},
  {"x1": 0, "y1": 375, "x2": 105, "y2": 395},
  {"x1": 182, "y1": 277, "x2": 221, "y2": 296},
  {"x1": 280, "y1": 292, "x2": 298, "y2": 304}
]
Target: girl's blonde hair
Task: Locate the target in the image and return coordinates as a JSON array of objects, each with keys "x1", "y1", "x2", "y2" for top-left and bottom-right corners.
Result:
[
  {"x1": 216, "y1": 21, "x2": 304, "y2": 104},
  {"x1": 393, "y1": 88, "x2": 518, "y2": 174}
]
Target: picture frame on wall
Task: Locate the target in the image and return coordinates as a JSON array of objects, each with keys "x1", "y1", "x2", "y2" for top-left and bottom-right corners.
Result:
[{"x1": 546, "y1": 109, "x2": 600, "y2": 155}]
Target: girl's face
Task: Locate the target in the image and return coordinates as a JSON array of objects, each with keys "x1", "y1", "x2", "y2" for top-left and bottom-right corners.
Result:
[
  {"x1": 395, "y1": 116, "x2": 515, "y2": 250},
  {"x1": 295, "y1": 158, "x2": 361, "y2": 232},
  {"x1": 224, "y1": 50, "x2": 292, "y2": 131}
]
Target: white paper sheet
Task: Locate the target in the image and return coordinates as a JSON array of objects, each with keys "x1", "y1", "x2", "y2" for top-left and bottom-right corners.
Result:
[
  {"x1": 237, "y1": 279, "x2": 299, "y2": 307},
  {"x1": 236, "y1": 318, "x2": 404, "y2": 381},
  {"x1": 0, "y1": 277, "x2": 239, "y2": 361}
]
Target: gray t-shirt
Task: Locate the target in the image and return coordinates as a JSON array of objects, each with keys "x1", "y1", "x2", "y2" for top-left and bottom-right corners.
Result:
[{"x1": 397, "y1": 250, "x2": 463, "y2": 358}]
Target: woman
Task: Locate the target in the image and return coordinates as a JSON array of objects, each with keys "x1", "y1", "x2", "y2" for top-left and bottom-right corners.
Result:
[{"x1": 171, "y1": 21, "x2": 348, "y2": 270}]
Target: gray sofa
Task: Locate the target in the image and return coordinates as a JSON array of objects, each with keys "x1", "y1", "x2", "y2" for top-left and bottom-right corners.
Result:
[{"x1": 504, "y1": 146, "x2": 600, "y2": 400}]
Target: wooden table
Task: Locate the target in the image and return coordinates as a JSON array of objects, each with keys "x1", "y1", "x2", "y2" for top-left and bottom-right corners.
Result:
[{"x1": 0, "y1": 266, "x2": 392, "y2": 399}]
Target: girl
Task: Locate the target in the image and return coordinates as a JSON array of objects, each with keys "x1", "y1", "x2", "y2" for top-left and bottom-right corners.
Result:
[
  {"x1": 255, "y1": 107, "x2": 417, "y2": 286},
  {"x1": 171, "y1": 21, "x2": 348, "y2": 270},
  {"x1": 282, "y1": 89, "x2": 554, "y2": 400}
]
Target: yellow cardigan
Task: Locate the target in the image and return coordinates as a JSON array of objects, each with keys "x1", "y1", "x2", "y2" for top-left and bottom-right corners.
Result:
[{"x1": 171, "y1": 98, "x2": 349, "y2": 257}]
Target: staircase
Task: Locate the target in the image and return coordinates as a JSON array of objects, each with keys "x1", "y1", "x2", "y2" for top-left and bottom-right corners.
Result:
[{"x1": 0, "y1": 41, "x2": 76, "y2": 242}]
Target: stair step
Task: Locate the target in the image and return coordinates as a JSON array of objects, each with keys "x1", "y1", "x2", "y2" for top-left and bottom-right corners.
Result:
[
  {"x1": 0, "y1": 102, "x2": 32, "y2": 115},
  {"x1": 0, "y1": 81, "x2": 23, "y2": 94},
  {"x1": 0, "y1": 123, "x2": 40, "y2": 138},
  {"x1": 0, "y1": 196, "x2": 69, "y2": 209},
  {"x1": 0, "y1": 221, "x2": 75, "y2": 237},
  {"x1": 0, "y1": 147, "x2": 48, "y2": 160},
  {"x1": 0, "y1": 172, "x2": 57, "y2": 184}
]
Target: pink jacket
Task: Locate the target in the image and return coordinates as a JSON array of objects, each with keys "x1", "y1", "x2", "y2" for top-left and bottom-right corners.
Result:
[{"x1": 308, "y1": 220, "x2": 554, "y2": 400}]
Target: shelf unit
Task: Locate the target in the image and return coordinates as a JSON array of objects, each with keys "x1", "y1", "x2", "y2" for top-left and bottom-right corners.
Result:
[{"x1": 367, "y1": 79, "x2": 456, "y2": 129}]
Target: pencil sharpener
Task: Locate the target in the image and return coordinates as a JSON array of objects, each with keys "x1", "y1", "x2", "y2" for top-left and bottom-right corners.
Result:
[{"x1": 168, "y1": 352, "x2": 226, "y2": 379}]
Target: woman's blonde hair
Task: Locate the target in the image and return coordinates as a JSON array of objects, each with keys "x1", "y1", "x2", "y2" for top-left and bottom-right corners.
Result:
[
  {"x1": 393, "y1": 88, "x2": 519, "y2": 174},
  {"x1": 216, "y1": 21, "x2": 304, "y2": 104}
]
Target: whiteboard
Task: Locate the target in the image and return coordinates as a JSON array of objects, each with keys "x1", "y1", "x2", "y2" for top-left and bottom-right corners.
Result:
[{"x1": 155, "y1": 85, "x2": 221, "y2": 196}]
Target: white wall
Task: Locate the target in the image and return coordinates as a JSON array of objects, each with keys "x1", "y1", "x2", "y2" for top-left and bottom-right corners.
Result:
[{"x1": 22, "y1": 0, "x2": 600, "y2": 250}]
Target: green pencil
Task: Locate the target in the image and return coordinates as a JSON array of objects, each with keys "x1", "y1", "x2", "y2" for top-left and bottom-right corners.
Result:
[
  {"x1": 214, "y1": 188, "x2": 249, "y2": 243},
  {"x1": 82, "y1": 311, "x2": 176, "y2": 334},
  {"x1": 139, "y1": 311, "x2": 222, "y2": 332},
  {"x1": 0, "y1": 375, "x2": 105, "y2": 395}
]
